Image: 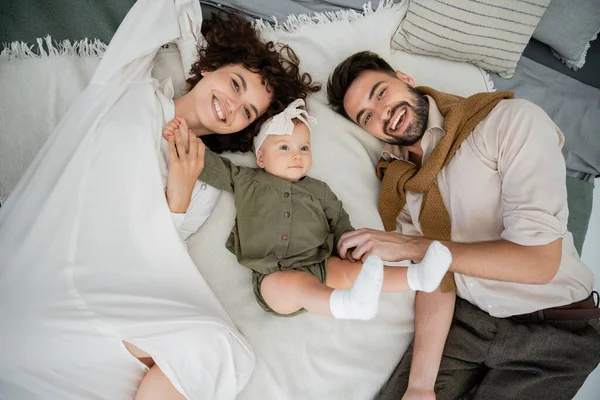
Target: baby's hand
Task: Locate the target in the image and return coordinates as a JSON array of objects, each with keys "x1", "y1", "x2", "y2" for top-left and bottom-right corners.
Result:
[
  {"x1": 163, "y1": 117, "x2": 191, "y2": 153},
  {"x1": 163, "y1": 117, "x2": 181, "y2": 140}
]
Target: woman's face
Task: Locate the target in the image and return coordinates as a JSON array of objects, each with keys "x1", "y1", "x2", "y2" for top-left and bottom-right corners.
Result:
[{"x1": 189, "y1": 64, "x2": 273, "y2": 135}]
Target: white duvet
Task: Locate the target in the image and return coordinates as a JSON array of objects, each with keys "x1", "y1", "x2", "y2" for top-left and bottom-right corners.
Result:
[{"x1": 0, "y1": 1, "x2": 254, "y2": 399}]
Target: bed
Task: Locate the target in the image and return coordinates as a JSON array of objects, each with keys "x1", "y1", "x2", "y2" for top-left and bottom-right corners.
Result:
[{"x1": 1, "y1": 1, "x2": 599, "y2": 399}]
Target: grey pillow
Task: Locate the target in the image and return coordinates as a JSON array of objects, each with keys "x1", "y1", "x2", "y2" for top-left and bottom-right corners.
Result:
[
  {"x1": 533, "y1": 0, "x2": 600, "y2": 70},
  {"x1": 390, "y1": 0, "x2": 551, "y2": 78}
]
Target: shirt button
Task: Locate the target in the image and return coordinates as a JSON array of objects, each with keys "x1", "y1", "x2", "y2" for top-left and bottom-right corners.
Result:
[
  {"x1": 281, "y1": 234, "x2": 289, "y2": 241},
  {"x1": 469, "y1": 282, "x2": 474, "y2": 288},
  {"x1": 283, "y1": 192, "x2": 290, "y2": 198},
  {"x1": 488, "y1": 304, "x2": 493, "y2": 310},
  {"x1": 277, "y1": 255, "x2": 284, "y2": 260},
  {"x1": 284, "y1": 212, "x2": 290, "y2": 218}
]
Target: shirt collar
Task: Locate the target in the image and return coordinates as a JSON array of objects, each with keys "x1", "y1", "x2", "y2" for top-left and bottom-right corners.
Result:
[
  {"x1": 255, "y1": 169, "x2": 294, "y2": 188},
  {"x1": 380, "y1": 95, "x2": 445, "y2": 164}
]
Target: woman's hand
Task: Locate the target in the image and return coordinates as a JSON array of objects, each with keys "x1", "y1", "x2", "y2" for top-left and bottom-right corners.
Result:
[
  {"x1": 337, "y1": 228, "x2": 432, "y2": 263},
  {"x1": 164, "y1": 117, "x2": 206, "y2": 213}
]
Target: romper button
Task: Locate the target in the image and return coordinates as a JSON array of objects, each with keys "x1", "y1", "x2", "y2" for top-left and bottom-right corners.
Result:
[
  {"x1": 282, "y1": 234, "x2": 288, "y2": 241},
  {"x1": 277, "y1": 255, "x2": 284, "y2": 260},
  {"x1": 284, "y1": 212, "x2": 290, "y2": 218},
  {"x1": 283, "y1": 192, "x2": 290, "y2": 198}
]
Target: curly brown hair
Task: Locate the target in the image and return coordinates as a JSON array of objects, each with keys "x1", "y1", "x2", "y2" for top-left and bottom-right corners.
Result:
[{"x1": 186, "y1": 13, "x2": 321, "y2": 153}]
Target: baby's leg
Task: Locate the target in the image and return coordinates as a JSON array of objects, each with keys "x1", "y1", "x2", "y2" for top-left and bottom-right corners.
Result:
[
  {"x1": 327, "y1": 241, "x2": 452, "y2": 293},
  {"x1": 260, "y1": 270, "x2": 333, "y2": 316},
  {"x1": 260, "y1": 257, "x2": 385, "y2": 320},
  {"x1": 327, "y1": 257, "x2": 410, "y2": 292}
]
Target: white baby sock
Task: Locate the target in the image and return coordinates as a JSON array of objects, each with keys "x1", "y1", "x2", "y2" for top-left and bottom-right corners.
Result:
[
  {"x1": 406, "y1": 241, "x2": 452, "y2": 292},
  {"x1": 329, "y1": 255, "x2": 384, "y2": 320}
]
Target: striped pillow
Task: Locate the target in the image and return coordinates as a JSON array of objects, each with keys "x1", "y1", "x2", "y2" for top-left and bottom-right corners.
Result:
[{"x1": 391, "y1": 0, "x2": 551, "y2": 78}]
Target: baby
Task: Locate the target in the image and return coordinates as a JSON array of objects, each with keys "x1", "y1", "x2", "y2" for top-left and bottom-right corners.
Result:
[{"x1": 163, "y1": 99, "x2": 452, "y2": 320}]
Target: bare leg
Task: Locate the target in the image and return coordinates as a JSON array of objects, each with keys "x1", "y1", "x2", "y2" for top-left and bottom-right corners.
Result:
[
  {"x1": 124, "y1": 341, "x2": 154, "y2": 368},
  {"x1": 135, "y1": 365, "x2": 186, "y2": 400},
  {"x1": 123, "y1": 341, "x2": 184, "y2": 400},
  {"x1": 326, "y1": 256, "x2": 409, "y2": 292},
  {"x1": 260, "y1": 270, "x2": 334, "y2": 316},
  {"x1": 261, "y1": 258, "x2": 385, "y2": 320}
]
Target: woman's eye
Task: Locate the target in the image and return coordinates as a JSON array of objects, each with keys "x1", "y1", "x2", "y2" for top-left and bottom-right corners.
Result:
[
  {"x1": 364, "y1": 113, "x2": 372, "y2": 124},
  {"x1": 280, "y1": 145, "x2": 289, "y2": 150},
  {"x1": 232, "y1": 79, "x2": 240, "y2": 92},
  {"x1": 377, "y1": 88, "x2": 386, "y2": 100},
  {"x1": 244, "y1": 107, "x2": 251, "y2": 120}
]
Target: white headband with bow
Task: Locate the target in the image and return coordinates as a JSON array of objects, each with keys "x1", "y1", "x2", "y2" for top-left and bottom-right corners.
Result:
[{"x1": 253, "y1": 98, "x2": 317, "y2": 157}]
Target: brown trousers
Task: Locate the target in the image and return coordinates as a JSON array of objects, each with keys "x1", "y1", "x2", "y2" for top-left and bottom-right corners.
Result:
[{"x1": 378, "y1": 297, "x2": 600, "y2": 400}]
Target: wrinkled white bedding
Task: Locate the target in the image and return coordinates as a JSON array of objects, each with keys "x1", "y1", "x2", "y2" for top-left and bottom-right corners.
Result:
[{"x1": 0, "y1": 1, "x2": 254, "y2": 399}]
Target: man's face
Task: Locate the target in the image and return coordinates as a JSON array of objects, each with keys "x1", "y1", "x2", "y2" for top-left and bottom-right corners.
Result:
[{"x1": 343, "y1": 70, "x2": 429, "y2": 146}]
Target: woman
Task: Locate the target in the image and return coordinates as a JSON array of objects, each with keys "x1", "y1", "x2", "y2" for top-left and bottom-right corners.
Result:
[
  {"x1": 0, "y1": 1, "x2": 318, "y2": 399},
  {"x1": 166, "y1": 8, "x2": 319, "y2": 238}
]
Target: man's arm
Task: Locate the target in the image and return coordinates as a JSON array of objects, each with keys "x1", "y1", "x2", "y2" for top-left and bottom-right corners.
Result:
[
  {"x1": 403, "y1": 288, "x2": 455, "y2": 399},
  {"x1": 337, "y1": 231, "x2": 561, "y2": 284}
]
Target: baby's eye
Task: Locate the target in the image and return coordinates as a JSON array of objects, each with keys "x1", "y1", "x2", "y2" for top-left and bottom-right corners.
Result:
[
  {"x1": 301, "y1": 146, "x2": 310, "y2": 151},
  {"x1": 232, "y1": 79, "x2": 240, "y2": 92},
  {"x1": 377, "y1": 88, "x2": 386, "y2": 100},
  {"x1": 280, "y1": 145, "x2": 289, "y2": 151}
]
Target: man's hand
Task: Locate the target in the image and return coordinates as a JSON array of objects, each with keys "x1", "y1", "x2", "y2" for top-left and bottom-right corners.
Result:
[
  {"x1": 402, "y1": 387, "x2": 436, "y2": 400},
  {"x1": 165, "y1": 117, "x2": 206, "y2": 213},
  {"x1": 337, "y1": 228, "x2": 432, "y2": 263}
]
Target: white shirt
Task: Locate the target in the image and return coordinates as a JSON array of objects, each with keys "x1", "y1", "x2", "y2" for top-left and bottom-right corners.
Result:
[
  {"x1": 382, "y1": 96, "x2": 594, "y2": 317},
  {"x1": 155, "y1": 77, "x2": 222, "y2": 241}
]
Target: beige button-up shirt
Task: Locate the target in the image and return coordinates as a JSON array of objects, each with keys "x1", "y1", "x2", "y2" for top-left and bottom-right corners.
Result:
[{"x1": 382, "y1": 96, "x2": 594, "y2": 317}]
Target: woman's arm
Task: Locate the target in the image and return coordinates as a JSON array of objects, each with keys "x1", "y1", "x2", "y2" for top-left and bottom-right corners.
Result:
[
  {"x1": 165, "y1": 123, "x2": 206, "y2": 213},
  {"x1": 92, "y1": 0, "x2": 201, "y2": 86}
]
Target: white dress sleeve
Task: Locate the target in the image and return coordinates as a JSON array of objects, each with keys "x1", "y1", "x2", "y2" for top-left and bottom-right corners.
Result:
[
  {"x1": 92, "y1": 0, "x2": 203, "y2": 86},
  {"x1": 171, "y1": 181, "x2": 222, "y2": 241},
  {"x1": 174, "y1": 1, "x2": 206, "y2": 79}
]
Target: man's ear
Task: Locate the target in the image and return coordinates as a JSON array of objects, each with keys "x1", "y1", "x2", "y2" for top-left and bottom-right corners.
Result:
[
  {"x1": 395, "y1": 70, "x2": 415, "y2": 87},
  {"x1": 256, "y1": 149, "x2": 264, "y2": 168}
]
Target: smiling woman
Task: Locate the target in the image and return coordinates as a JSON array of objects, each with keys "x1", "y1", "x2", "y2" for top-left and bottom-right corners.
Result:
[{"x1": 181, "y1": 13, "x2": 321, "y2": 154}]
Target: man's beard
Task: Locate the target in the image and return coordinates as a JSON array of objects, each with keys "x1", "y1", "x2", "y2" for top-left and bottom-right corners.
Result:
[{"x1": 383, "y1": 86, "x2": 429, "y2": 147}]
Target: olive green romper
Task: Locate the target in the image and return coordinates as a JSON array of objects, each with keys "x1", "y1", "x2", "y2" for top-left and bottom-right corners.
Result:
[{"x1": 199, "y1": 149, "x2": 354, "y2": 316}]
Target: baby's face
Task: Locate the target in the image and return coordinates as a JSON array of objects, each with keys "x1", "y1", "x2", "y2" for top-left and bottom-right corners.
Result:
[{"x1": 256, "y1": 120, "x2": 312, "y2": 181}]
